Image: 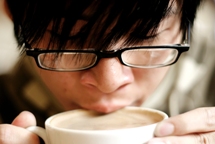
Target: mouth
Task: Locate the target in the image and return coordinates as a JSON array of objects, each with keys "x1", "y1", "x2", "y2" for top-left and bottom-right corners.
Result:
[
  {"x1": 62, "y1": 86, "x2": 144, "y2": 113},
  {"x1": 79, "y1": 99, "x2": 142, "y2": 114},
  {"x1": 83, "y1": 105, "x2": 126, "y2": 113}
]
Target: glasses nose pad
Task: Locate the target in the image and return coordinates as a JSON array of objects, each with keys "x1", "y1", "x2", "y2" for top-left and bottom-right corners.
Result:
[{"x1": 84, "y1": 53, "x2": 98, "y2": 69}]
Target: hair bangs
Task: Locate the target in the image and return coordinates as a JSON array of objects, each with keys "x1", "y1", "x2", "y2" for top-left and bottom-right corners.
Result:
[{"x1": 12, "y1": 0, "x2": 176, "y2": 51}]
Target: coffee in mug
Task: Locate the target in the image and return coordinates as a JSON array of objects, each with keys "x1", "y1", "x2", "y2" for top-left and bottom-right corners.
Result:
[{"x1": 27, "y1": 106, "x2": 168, "y2": 144}]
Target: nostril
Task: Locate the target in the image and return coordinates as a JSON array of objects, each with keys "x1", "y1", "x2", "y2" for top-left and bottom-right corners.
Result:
[
  {"x1": 80, "y1": 70, "x2": 97, "y2": 86},
  {"x1": 80, "y1": 58, "x2": 134, "y2": 93}
]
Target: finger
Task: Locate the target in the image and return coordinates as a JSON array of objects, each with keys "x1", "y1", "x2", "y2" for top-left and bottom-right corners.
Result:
[
  {"x1": 147, "y1": 131, "x2": 215, "y2": 144},
  {"x1": 0, "y1": 124, "x2": 40, "y2": 144},
  {"x1": 154, "y1": 107, "x2": 215, "y2": 137},
  {"x1": 12, "y1": 111, "x2": 37, "y2": 128}
]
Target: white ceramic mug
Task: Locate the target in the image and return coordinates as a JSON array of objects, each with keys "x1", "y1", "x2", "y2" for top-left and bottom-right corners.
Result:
[{"x1": 27, "y1": 106, "x2": 168, "y2": 144}]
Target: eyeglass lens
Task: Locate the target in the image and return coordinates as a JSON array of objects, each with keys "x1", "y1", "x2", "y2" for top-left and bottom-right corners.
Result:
[
  {"x1": 121, "y1": 48, "x2": 178, "y2": 67},
  {"x1": 37, "y1": 48, "x2": 178, "y2": 70},
  {"x1": 38, "y1": 53, "x2": 97, "y2": 70}
]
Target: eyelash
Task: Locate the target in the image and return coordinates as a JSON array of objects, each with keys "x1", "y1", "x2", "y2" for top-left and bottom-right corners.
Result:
[
  {"x1": 141, "y1": 34, "x2": 159, "y2": 44},
  {"x1": 146, "y1": 30, "x2": 162, "y2": 40},
  {"x1": 144, "y1": 34, "x2": 157, "y2": 40}
]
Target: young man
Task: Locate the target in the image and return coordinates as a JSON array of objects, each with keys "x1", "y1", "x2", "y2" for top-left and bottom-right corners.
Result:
[{"x1": 2, "y1": 0, "x2": 214, "y2": 144}]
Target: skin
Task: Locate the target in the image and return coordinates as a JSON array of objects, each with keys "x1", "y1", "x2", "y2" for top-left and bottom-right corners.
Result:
[
  {"x1": 34, "y1": 11, "x2": 182, "y2": 113},
  {"x1": 36, "y1": 59, "x2": 169, "y2": 113},
  {"x1": 2, "y1": 0, "x2": 215, "y2": 144}
]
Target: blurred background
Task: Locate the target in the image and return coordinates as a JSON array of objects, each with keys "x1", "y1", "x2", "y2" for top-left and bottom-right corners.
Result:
[{"x1": 0, "y1": 0, "x2": 19, "y2": 75}]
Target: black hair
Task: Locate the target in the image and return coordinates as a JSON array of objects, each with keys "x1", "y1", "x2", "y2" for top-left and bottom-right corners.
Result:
[{"x1": 6, "y1": 0, "x2": 202, "y2": 51}]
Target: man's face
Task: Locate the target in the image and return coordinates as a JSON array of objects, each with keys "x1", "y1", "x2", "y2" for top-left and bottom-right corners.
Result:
[{"x1": 33, "y1": 10, "x2": 182, "y2": 113}]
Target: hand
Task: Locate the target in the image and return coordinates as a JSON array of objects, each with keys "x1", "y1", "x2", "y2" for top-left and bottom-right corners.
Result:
[
  {"x1": 0, "y1": 111, "x2": 40, "y2": 144},
  {"x1": 147, "y1": 107, "x2": 215, "y2": 144}
]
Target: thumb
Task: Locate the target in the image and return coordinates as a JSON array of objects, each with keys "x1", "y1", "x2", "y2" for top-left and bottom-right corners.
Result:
[
  {"x1": 12, "y1": 111, "x2": 37, "y2": 127},
  {"x1": 154, "y1": 107, "x2": 215, "y2": 137}
]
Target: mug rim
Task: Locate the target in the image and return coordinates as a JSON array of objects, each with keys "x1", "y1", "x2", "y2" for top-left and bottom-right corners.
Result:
[{"x1": 45, "y1": 106, "x2": 168, "y2": 133}]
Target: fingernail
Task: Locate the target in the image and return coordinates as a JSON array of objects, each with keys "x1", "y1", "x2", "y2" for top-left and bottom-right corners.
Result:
[{"x1": 155, "y1": 122, "x2": 174, "y2": 136}]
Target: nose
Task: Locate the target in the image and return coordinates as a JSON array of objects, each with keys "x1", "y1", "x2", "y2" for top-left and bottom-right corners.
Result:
[{"x1": 80, "y1": 58, "x2": 134, "y2": 93}]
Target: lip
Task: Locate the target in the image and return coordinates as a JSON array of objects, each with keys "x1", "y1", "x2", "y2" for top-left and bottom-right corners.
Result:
[
  {"x1": 84, "y1": 86, "x2": 141, "y2": 113},
  {"x1": 61, "y1": 85, "x2": 135, "y2": 113},
  {"x1": 77, "y1": 95, "x2": 138, "y2": 113},
  {"x1": 64, "y1": 89, "x2": 142, "y2": 113},
  {"x1": 83, "y1": 104, "x2": 128, "y2": 113}
]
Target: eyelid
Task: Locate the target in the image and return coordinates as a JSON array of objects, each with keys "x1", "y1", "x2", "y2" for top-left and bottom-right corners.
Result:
[
  {"x1": 145, "y1": 28, "x2": 168, "y2": 40},
  {"x1": 144, "y1": 34, "x2": 158, "y2": 40}
]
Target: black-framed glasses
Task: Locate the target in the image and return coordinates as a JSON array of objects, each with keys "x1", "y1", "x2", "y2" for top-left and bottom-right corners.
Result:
[{"x1": 25, "y1": 26, "x2": 190, "y2": 72}]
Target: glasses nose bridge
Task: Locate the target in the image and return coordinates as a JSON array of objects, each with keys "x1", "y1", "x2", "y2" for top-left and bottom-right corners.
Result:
[
  {"x1": 91, "y1": 50, "x2": 123, "y2": 68},
  {"x1": 98, "y1": 50, "x2": 120, "y2": 59}
]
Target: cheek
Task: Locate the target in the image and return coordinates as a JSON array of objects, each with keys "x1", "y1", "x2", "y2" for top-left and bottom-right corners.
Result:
[
  {"x1": 34, "y1": 66, "x2": 78, "y2": 94},
  {"x1": 132, "y1": 67, "x2": 169, "y2": 93}
]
